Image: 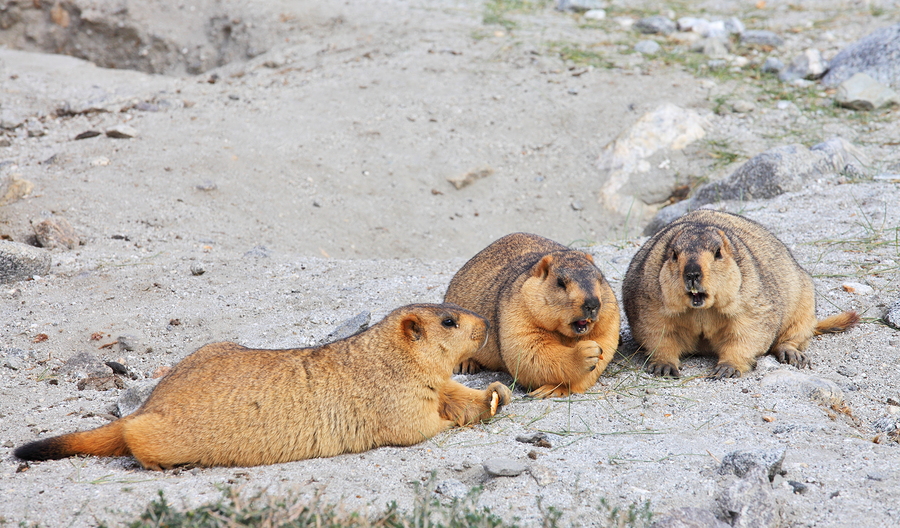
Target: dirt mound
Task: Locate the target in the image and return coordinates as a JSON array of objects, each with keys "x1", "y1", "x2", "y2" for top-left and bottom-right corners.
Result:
[{"x1": 0, "y1": 0, "x2": 337, "y2": 75}]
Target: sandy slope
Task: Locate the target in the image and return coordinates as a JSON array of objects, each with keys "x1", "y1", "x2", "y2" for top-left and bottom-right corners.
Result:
[{"x1": 2, "y1": 1, "x2": 900, "y2": 526}]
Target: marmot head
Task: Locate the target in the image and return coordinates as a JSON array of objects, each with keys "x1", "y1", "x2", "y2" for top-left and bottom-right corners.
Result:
[
  {"x1": 392, "y1": 303, "x2": 489, "y2": 372},
  {"x1": 521, "y1": 251, "x2": 611, "y2": 338},
  {"x1": 658, "y1": 226, "x2": 741, "y2": 311}
]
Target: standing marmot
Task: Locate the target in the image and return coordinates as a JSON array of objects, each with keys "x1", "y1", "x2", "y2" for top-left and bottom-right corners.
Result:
[
  {"x1": 622, "y1": 209, "x2": 859, "y2": 378},
  {"x1": 14, "y1": 304, "x2": 511, "y2": 470},
  {"x1": 445, "y1": 233, "x2": 620, "y2": 398}
]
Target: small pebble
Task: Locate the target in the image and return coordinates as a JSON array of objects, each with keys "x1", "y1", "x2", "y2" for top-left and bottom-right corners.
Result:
[
  {"x1": 788, "y1": 480, "x2": 809, "y2": 494},
  {"x1": 634, "y1": 40, "x2": 661, "y2": 55},
  {"x1": 106, "y1": 125, "x2": 138, "y2": 139},
  {"x1": 190, "y1": 262, "x2": 206, "y2": 276},
  {"x1": 483, "y1": 457, "x2": 527, "y2": 477}
]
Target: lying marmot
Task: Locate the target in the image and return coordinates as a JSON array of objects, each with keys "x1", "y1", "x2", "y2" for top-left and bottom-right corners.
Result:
[
  {"x1": 622, "y1": 209, "x2": 859, "y2": 378},
  {"x1": 14, "y1": 304, "x2": 511, "y2": 470},
  {"x1": 445, "y1": 233, "x2": 620, "y2": 398}
]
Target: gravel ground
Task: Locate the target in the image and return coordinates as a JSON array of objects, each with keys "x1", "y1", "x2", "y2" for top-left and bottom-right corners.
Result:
[{"x1": 1, "y1": 1, "x2": 900, "y2": 526}]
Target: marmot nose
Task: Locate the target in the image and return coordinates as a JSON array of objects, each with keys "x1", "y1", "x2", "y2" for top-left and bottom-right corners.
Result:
[
  {"x1": 582, "y1": 298, "x2": 600, "y2": 319},
  {"x1": 684, "y1": 270, "x2": 701, "y2": 282}
]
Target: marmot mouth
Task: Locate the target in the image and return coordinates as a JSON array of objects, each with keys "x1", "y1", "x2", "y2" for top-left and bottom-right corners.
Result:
[
  {"x1": 688, "y1": 292, "x2": 707, "y2": 307},
  {"x1": 571, "y1": 319, "x2": 592, "y2": 334}
]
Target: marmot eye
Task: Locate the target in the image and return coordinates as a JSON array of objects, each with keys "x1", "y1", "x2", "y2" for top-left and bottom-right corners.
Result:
[
  {"x1": 714, "y1": 248, "x2": 723, "y2": 260},
  {"x1": 441, "y1": 318, "x2": 457, "y2": 328},
  {"x1": 557, "y1": 278, "x2": 566, "y2": 289}
]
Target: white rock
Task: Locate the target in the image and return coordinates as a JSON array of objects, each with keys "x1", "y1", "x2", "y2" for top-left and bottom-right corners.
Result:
[{"x1": 842, "y1": 282, "x2": 874, "y2": 295}]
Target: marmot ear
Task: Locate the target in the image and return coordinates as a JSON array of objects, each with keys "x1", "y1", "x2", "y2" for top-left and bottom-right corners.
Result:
[
  {"x1": 401, "y1": 314, "x2": 424, "y2": 341},
  {"x1": 717, "y1": 229, "x2": 733, "y2": 255},
  {"x1": 581, "y1": 252, "x2": 595, "y2": 264},
  {"x1": 533, "y1": 255, "x2": 554, "y2": 278}
]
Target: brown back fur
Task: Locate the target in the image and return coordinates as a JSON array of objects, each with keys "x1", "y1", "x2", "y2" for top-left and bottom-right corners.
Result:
[
  {"x1": 623, "y1": 210, "x2": 858, "y2": 378},
  {"x1": 445, "y1": 233, "x2": 620, "y2": 398},
  {"x1": 14, "y1": 303, "x2": 511, "y2": 470}
]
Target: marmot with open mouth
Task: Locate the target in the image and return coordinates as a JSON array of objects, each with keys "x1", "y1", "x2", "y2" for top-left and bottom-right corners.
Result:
[
  {"x1": 623, "y1": 209, "x2": 859, "y2": 379},
  {"x1": 445, "y1": 232, "x2": 620, "y2": 398}
]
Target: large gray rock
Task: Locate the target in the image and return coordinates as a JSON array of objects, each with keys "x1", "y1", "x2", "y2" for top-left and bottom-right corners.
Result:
[
  {"x1": 717, "y1": 468, "x2": 780, "y2": 528},
  {"x1": 482, "y1": 457, "x2": 527, "y2": 477},
  {"x1": 635, "y1": 16, "x2": 677, "y2": 35},
  {"x1": 0, "y1": 240, "x2": 51, "y2": 283},
  {"x1": 741, "y1": 30, "x2": 784, "y2": 48},
  {"x1": 597, "y1": 103, "x2": 707, "y2": 222},
  {"x1": 117, "y1": 379, "x2": 162, "y2": 417},
  {"x1": 318, "y1": 311, "x2": 371, "y2": 345},
  {"x1": 760, "y1": 369, "x2": 845, "y2": 406},
  {"x1": 719, "y1": 448, "x2": 786, "y2": 482},
  {"x1": 692, "y1": 137, "x2": 864, "y2": 206},
  {"x1": 835, "y1": 72, "x2": 900, "y2": 111},
  {"x1": 822, "y1": 23, "x2": 900, "y2": 90}
]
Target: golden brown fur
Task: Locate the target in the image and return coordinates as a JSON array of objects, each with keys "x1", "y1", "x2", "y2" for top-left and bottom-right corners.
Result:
[
  {"x1": 14, "y1": 304, "x2": 511, "y2": 470},
  {"x1": 445, "y1": 233, "x2": 620, "y2": 398},
  {"x1": 622, "y1": 210, "x2": 859, "y2": 379}
]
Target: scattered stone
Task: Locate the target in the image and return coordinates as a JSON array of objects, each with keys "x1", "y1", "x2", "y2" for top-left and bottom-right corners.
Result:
[
  {"x1": 732, "y1": 100, "x2": 756, "y2": 113},
  {"x1": 117, "y1": 334, "x2": 150, "y2": 353},
  {"x1": 32, "y1": 217, "x2": 80, "y2": 250},
  {"x1": 318, "y1": 311, "x2": 371, "y2": 345},
  {"x1": 516, "y1": 432, "x2": 552, "y2": 448},
  {"x1": 834, "y1": 72, "x2": 900, "y2": 111},
  {"x1": 760, "y1": 369, "x2": 845, "y2": 406},
  {"x1": 0, "y1": 138, "x2": 10, "y2": 147},
  {"x1": 447, "y1": 167, "x2": 494, "y2": 190},
  {"x1": 0, "y1": 174, "x2": 34, "y2": 206},
  {"x1": 695, "y1": 38, "x2": 729, "y2": 59},
  {"x1": 583, "y1": 9, "x2": 606, "y2": 21},
  {"x1": 529, "y1": 464, "x2": 557, "y2": 486},
  {"x1": 74, "y1": 130, "x2": 101, "y2": 140},
  {"x1": 59, "y1": 351, "x2": 113, "y2": 379},
  {"x1": 651, "y1": 507, "x2": 731, "y2": 528},
  {"x1": 724, "y1": 17, "x2": 745, "y2": 36},
  {"x1": 873, "y1": 174, "x2": 900, "y2": 183},
  {"x1": 555, "y1": 0, "x2": 607, "y2": 13},
  {"x1": 244, "y1": 245, "x2": 271, "y2": 258},
  {"x1": 717, "y1": 468, "x2": 780, "y2": 528},
  {"x1": 885, "y1": 299, "x2": 900, "y2": 329},
  {"x1": 634, "y1": 40, "x2": 661, "y2": 55},
  {"x1": 0, "y1": 240, "x2": 51, "y2": 284},
  {"x1": 195, "y1": 180, "x2": 218, "y2": 191},
  {"x1": 597, "y1": 103, "x2": 707, "y2": 220},
  {"x1": 842, "y1": 282, "x2": 874, "y2": 295},
  {"x1": 836, "y1": 365, "x2": 858, "y2": 378},
  {"x1": 740, "y1": 30, "x2": 784, "y2": 48},
  {"x1": 570, "y1": 200, "x2": 583, "y2": 211},
  {"x1": 482, "y1": 457, "x2": 527, "y2": 477},
  {"x1": 761, "y1": 57, "x2": 784, "y2": 74},
  {"x1": 719, "y1": 448, "x2": 786, "y2": 482},
  {"x1": 787, "y1": 480, "x2": 809, "y2": 494},
  {"x1": 91, "y1": 157, "x2": 111, "y2": 167},
  {"x1": 152, "y1": 365, "x2": 173, "y2": 378},
  {"x1": 106, "y1": 124, "x2": 138, "y2": 139},
  {"x1": 117, "y1": 379, "x2": 161, "y2": 417},
  {"x1": 190, "y1": 262, "x2": 206, "y2": 276},
  {"x1": 133, "y1": 102, "x2": 160, "y2": 112},
  {"x1": 779, "y1": 49, "x2": 828, "y2": 82},
  {"x1": 105, "y1": 361, "x2": 129, "y2": 376},
  {"x1": 872, "y1": 416, "x2": 898, "y2": 432},
  {"x1": 635, "y1": 16, "x2": 677, "y2": 36},
  {"x1": 690, "y1": 138, "x2": 865, "y2": 207},
  {"x1": 2, "y1": 348, "x2": 29, "y2": 370},
  {"x1": 433, "y1": 478, "x2": 468, "y2": 499},
  {"x1": 77, "y1": 375, "x2": 126, "y2": 391},
  {"x1": 821, "y1": 23, "x2": 900, "y2": 90}
]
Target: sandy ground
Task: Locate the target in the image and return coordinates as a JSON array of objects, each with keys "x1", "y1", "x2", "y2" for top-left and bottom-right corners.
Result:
[{"x1": 2, "y1": 1, "x2": 900, "y2": 526}]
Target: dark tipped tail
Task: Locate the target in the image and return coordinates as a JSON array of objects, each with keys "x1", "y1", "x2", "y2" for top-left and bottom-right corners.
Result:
[
  {"x1": 14, "y1": 421, "x2": 130, "y2": 462},
  {"x1": 814, "y1": 311, "x2": 861, "y2": 335}
]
